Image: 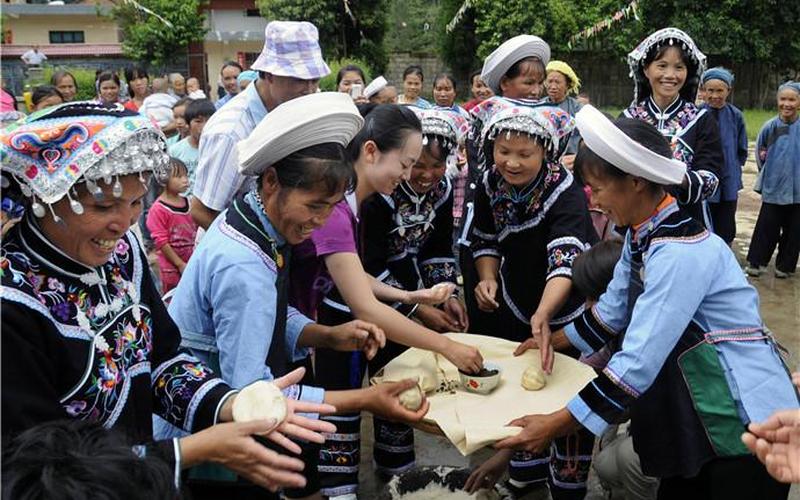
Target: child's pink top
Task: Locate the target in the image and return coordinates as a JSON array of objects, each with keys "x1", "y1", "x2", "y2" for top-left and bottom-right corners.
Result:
[{"x1": 145, "y1": 198, "x2": 197, "y2": 277}]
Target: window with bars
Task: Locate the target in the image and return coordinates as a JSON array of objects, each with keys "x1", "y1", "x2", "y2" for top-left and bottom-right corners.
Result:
[{"x1": 49, "y1": 31, "x2": 85, "y2": 44}]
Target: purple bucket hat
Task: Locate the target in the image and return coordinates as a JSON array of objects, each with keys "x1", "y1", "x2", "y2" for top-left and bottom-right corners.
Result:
[{"x1": 251, "y1": 21, "x2": 331, "y2": 80}]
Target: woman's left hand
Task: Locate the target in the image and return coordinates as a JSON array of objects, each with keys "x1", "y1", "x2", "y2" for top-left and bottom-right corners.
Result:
[
  {"x1": 530, "y1": 312, "x2": 554, "y2": 374},
  {"x1": 406, "y1": 283, "x2": 456, "y2": 305},
  {"x1": 443, "y1": 297, "x2": 469, "y2": 332}
]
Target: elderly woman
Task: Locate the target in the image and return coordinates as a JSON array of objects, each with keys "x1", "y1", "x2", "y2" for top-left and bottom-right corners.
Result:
[
  {"x1": 0, "y1": 102, "x2": 336, "y2": 495},
  {"x1": 545, "y1": 60, "x2": 584, "y2": 164},
  {"x1": 497, "y1": 106, "x2": 798, "y2": 500}
]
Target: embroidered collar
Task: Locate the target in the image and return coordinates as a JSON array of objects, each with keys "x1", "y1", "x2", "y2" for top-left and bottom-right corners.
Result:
[
  {"x1": 632, "y1": 194, "x2": 679, "y2": 243},
  {"x1": 646, "y1": 96, "x2": 684, "y2": 120}
]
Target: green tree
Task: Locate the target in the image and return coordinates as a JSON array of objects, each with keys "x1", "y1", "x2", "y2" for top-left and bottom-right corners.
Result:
[
  {"x1": 257, "y1": 0, "x2": 389, "y2": 73},
  {"x1": 385, "y1": 0, "x2": 441, "y2": 53},
  {"x1": 437, "y1": 0, "x2": 479, "y2": 88},
  {"x1": 110, "y1": 0, "x2": 208, "y2": 69}
]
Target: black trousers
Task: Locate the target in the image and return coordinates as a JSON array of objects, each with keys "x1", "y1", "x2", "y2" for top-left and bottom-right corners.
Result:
[
  {"x1": 708, "y1": 199, "x2": 738, "y2": 244},
  {"x1": 746, "y1": 202, "x2": 800, "y2": 273},
  {"x1": 656, "y1": 455, "x2": 790, "y2": 500}
]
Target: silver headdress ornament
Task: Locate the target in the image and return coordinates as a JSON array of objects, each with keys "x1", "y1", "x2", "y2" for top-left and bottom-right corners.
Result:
[
  {"x1": 0, "y1": 101, "x2": 170, "y2": 222},
  {"x1": 627, "y1": 27, "x2": 707, "y2": 105}
]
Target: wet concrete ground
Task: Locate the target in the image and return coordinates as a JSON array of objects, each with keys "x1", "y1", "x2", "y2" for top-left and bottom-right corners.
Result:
[{"x1": 356, "y1": 148, "x2": 800, "y2": 499}]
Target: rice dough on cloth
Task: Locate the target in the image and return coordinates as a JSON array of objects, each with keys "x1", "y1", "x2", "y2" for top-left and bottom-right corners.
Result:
[{"x1": 372, "y1": 333, "x2": 595, "y2": 455}]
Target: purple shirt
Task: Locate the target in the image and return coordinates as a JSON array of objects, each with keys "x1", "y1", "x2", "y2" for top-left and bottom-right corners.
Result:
[{"x1": 290, "y1": 199, "x2": 358, "y2": 318}]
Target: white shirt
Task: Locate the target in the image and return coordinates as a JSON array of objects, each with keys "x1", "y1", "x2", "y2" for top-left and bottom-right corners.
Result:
[{"x1": 21, "y1": 50, "x2": 47, "y2": 65}]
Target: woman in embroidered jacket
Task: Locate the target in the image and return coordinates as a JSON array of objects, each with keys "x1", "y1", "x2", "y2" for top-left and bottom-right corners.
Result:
[
  {"x1": 355, "y1": 106, "x2": 469, "y2": 480},
  {"x1": 496, "y1": 105, "x2": 799, "y2": 499},
  {"x1": 0, "y1": 102, "x2": 336, "y2": 494},
  {"x1": 469, "y1": 100, "x2": 597, "y2": 498},
  {"x1": 164, "y1": 93, "x2": 431, "y2": 499},
  {"x1": 623, "y1": 27, "x2": 723, "y2": 228}
]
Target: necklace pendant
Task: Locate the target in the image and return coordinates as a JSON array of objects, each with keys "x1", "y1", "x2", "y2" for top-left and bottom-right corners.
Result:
[{"x1": 276, "y1": 252, "x2": 284, "y2": 269}]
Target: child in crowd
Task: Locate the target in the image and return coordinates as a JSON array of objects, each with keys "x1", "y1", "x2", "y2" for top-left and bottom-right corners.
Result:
[
  {"x1": 701, "y1": 67, "x2": 748, "y2": 245},
  {"x1": 146, "y1": 158, "x2": 197, "y2": 294},
  {"x1": 31, "y1": 85, "x2": 63, "y2": 111},
  {"x1": 168, "y1": 98, "x2": 215, "y2": 194},
  {"x1": 746, "y1": 81, "x2": 800, "y2": 278},
  {"x1": 186, "y1": 77, "x2": 201, "y2": 94},
  {"x1": 95, "y1": 71, "x2": 121, "y2": 105},
  {"x1": 139, "y1": 77, "x2": 178, "y2": 129},
  {"x1": 166, "y1": 97, "x2": 191, "y2": 146}
]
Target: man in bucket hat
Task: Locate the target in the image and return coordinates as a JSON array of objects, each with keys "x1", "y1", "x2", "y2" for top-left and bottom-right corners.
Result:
[{"x1": 191, "y1": 21, "x2": 331, "y2": 230}]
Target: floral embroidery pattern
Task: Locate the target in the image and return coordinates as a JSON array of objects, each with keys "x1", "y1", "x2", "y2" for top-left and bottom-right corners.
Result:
[
  {"x1": 487, "y1": 161, "x2": 564, "y2": 233},
  {"x1": 626, "y1": 101, "x2": 701, "y2": 168}
]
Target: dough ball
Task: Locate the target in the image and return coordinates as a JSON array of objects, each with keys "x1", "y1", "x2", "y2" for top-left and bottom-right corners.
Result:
[
  {"x1": 521, "y1": 365, "x2": 547, "y2": 391},
  {"x1": 232, "y1": 380, "x2": 288, "y2": 429},
  {"x1": 398, "y1": 384, "x2": 424, "y2": 411}
]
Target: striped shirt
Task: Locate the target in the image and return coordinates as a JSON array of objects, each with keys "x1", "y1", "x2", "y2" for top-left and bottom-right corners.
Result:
[{"x1": 192, "y1": 82, "x2": 267, "y2": 212}]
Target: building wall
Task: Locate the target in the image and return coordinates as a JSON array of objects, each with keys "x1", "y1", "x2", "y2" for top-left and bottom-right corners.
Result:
[
  {"x1": 204, "y1": 40, "x2": 263, "y2": 96},
  {"x1": 207, "y1": 9, "x2": 266, "y2": 36},
  {"x1": 6, "y1": 15, "x2": 119, "y2": 45}
]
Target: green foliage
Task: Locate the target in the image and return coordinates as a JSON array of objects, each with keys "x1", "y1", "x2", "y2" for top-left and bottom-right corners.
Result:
[
  {"x1": 109, "y1": 0, "x2": 208, "y2": 69},
  {"x1": 437, "y1": 0, "x2": 480, "y2": 88},
  {"x1": 257, "y1": 0, "x2": 389, "y2": 73},
  {"x1": 43, "y1": 67, "x2": 100, "y2": 101},
  {"x1": 319, "y1": 58, "x2": 374, "y2": 92},
  {"x1": 440, "y1": 0, "x2": 800, "y2": 72},
  {"x1": 385, "y1": 0, "x2": 441, "y2": 53}
]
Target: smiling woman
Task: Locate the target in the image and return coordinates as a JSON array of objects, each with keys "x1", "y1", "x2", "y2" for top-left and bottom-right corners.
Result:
[
  {"x1": 623, "y1": 28, "x2": 723, "y2": 229},
  {"x1": 0, "y1": 101, "x2": 339, "y2": 496}
]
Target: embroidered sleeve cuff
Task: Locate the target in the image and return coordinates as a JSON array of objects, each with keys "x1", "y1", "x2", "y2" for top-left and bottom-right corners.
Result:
[
  {"x1": 546, "y1": 237, "x2": 583, "y2": 277},
  {"x1": 473, "y1": 248, "x2": 502, "y2": 259},
  {"x1": 567, "y1": 395, "x2": 611, "y2": 437},
  {"x1": 286, "y1": 308, "x2": 315, "y2": 362}
]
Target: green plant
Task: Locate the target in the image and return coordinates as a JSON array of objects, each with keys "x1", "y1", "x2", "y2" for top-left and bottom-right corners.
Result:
[
  {"x1": 319, "y1": 58, "x2": 373, "y2": 92},
  {"x1": 43, "y1": 67, "x2": 102, "y2": 101},
  {"x1": 109, "y1": 0, "x2": 208, "y2": 69}
]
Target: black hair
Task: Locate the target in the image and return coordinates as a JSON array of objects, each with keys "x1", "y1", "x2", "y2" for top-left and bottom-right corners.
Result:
[
  {"x1": 259, "y1": 142, "x2": 357, "y2": 197},
  {"x1": 220, "y1": 61, "x2": 243, "y2": 74},
  {"x1": 172, "y1": 97, "x2": 191, "y2": 110},
  {"x1": 469, "y1": 70, "x2": 483, "y2": 86},
  {"x1": 96, "y1": 71, "x2": 121, "y2": 89},
  {"x1": 336, "y1": 65, "x2": 366, "y2": 86},
  {"x1": 575, "y1": 118, "x2": 671, "y2": 188},
  {"x1": 421, "y1": 134, "x2": 455, "y2": 163},
  {"x1": 572, "y1": 240, "x2": 623, "y2": 301},
  {"x1": 347, "y1": 104, "x2": 422, "y2": 161},
  {"x1": 184, "y1": 98, "x2": 216, "y2": 123},
  {"x1": 2, "y1": 420, "x2": 179, "y2": 500},
  {"x1": 433, "y1": 73, "x2": 457, "y2": 90},
  {"x1": 403, "y1": 65, "x2": 424, "y2": 82},
  {"x1": 50, "y1": 70, "x2": 76, "y2": 89},
  {"x1": 31, "y1": 85, "x2": 63, "y2": 107},
  {"x1": 124, "y1": 65, "x2": 149, "y2": 84},
  {"x1": 504, "y1": 56, "x2": 545, "y2": 82},
  {"x1": 169, "y1": 157, "x2": 188, "y2": 178}
]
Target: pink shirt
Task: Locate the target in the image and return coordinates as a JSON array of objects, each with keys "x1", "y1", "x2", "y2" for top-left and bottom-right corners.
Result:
[{"x1": 146, "y1": 198, "x2": 197, "y2": 286}]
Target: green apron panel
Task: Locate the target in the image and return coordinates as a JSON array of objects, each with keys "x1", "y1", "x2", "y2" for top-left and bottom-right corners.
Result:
[{"x1": 678, "y1": 341, "x2": 749, "y2": 456}]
